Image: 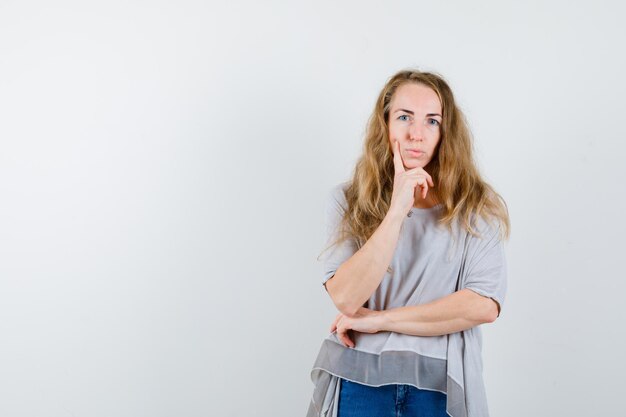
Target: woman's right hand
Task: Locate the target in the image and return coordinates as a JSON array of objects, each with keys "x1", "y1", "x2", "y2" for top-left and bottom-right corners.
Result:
[{"x1": 388, "y1": 140, "x2": 435, "y2": 217}]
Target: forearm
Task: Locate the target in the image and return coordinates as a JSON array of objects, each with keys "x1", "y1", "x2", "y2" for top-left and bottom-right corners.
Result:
[
  {"x1": 326, "y1": 210, "x2": 405, "y2": 317},
  {"x1": 379, "y1": 289, "x2": 498, "y2": 336}
]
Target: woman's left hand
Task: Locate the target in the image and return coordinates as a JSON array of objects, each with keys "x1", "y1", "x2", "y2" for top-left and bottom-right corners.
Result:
[{"x1": 330, "y1": 307, "x2": 387, "y2": 348}]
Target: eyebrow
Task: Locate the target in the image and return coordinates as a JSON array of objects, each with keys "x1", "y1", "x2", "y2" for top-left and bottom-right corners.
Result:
[{"x1": 393, "y1": 109, "x2": 442, "y2": 118}]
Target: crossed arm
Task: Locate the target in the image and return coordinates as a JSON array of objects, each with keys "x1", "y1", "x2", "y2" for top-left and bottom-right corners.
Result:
[
  {"x1": 323, "y1": 190, "x2": 503, "y2": 347},
  {"x1": 329, "y1": 287, "x2": 500, "y2": 348}
]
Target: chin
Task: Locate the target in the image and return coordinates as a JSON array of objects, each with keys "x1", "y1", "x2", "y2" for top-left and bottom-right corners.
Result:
[{"x1": 406, "y1": 161, "x2": 426, "y2": 169}]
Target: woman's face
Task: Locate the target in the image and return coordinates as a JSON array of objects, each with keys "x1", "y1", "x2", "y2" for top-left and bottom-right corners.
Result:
[{"x1": 387, "y1": 83, "x2": 442, "y2": 170}]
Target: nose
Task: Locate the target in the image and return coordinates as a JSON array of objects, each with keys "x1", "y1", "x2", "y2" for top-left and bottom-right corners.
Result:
[{"x1": 409, "y1": 120, "x2": 425, "y2": 141}]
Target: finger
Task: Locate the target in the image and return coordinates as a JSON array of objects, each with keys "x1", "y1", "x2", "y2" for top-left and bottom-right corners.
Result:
[
  {"x1": 405, "y1": 166, "x2": 431, "y2": 178},
  {"x1": 420, "y1": 178, "x2": 428, "y2": 198},
  {"x1": 338, "y1": 328, "x2": 354, "y2": 348},
  {"x1": 392, "y1": 140, "x2": 405, "y2": 174},
  {"x1": 336, "y1": 320, "x2": 356, "y2": 348},
  {"x1": 406, "y1": 168, "x2": 434, "y2": 188},
  {"x1": 417, "y1": 172, "x2": 434, "y2": 188},
  {"x1": 337, "y1": 328, "x2": 351, "y2": 348},
  {"x1": 414, "y1": 177, "x2": 428, "y2": 199},
  {"x1": 346, "y1": 330, "x2": 355, "y2": 348}
]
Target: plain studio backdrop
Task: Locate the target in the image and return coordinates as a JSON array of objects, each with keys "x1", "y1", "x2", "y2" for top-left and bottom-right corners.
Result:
[{"x1": 1, "y1": 1, "x2": 624, "y2": 416}]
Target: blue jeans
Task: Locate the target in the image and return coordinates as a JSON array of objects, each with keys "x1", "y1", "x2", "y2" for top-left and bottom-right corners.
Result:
[{"x1": 338, "y1": 378, "x2": 449, "y2": 417}]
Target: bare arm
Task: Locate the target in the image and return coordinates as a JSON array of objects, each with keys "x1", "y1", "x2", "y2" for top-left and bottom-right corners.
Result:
[
  {"x1": 325, "y1": 140, "x2": 435, "y2": 317},
  {"x1": 331, "y1": 289, "x2": 500, "y2": 347},
  {"x1": 325, "y1": 210, "x2": 405, "y2": 317},
  {"x1": 379, "y1": 288, "x2": 499, "y2": 336}
]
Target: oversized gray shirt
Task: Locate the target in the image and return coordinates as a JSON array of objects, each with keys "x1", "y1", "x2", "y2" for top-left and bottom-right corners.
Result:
[{"x1": 307, "y1": 182, "x2": 508, "y2": 417}]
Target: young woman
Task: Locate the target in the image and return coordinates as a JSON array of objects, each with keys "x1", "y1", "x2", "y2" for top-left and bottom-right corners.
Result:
[{"x1": 306, "y1": 69, "x2": 510, "y2": 417}]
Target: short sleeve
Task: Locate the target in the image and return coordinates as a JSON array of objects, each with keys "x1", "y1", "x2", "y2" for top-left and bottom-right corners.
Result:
[
  {"x1": 319, "y1": 183, "x2": 359, "y2": 288},
  {"x1": 460, "y1": 218, "x2": 508, "y2": 317}
]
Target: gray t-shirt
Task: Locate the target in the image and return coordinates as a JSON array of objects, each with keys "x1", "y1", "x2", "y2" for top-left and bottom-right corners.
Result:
[{"x1": 307, "y1": 182, "x2": 508, "y2": 417}]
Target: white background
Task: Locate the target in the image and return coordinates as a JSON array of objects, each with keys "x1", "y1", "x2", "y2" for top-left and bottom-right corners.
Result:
[{"x1": 1, "y1": 1, "x2": 625, "y2": 416}]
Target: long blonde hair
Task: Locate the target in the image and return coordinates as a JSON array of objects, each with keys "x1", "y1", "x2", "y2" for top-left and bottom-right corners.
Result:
[{"x1": 323, "y1": 69, "x2": 510, "y2": 253}]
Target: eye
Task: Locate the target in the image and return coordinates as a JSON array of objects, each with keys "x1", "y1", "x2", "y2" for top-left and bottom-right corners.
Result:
[
  {"x1": 428, "y1": 118, "x2": 441, "y2": 126},
  {"x1": 398, "y1": 115, "x2": 410, "y2": 121}
]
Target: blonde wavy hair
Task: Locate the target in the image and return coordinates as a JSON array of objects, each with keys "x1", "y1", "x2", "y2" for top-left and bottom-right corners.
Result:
[{"x1": 324, "y1": 69, "x2": 510, "y2": 253}]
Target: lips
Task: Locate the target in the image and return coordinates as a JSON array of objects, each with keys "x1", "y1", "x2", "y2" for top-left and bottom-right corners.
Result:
[{"x1": 406, "y1": 149, "x2": 424, "y2": 156}]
